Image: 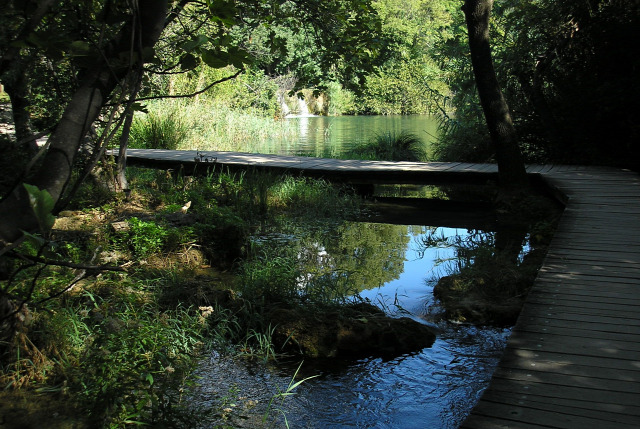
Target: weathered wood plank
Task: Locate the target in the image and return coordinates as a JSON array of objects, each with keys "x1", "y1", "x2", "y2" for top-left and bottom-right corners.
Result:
[{"x1": 469, "y1": 391, "x2": 640, "y2": 426}]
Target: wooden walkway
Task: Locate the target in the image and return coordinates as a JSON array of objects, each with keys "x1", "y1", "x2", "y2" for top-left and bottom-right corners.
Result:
[
  {"x1": 119, "y1": 149, "x2": 640, "y2": 428},
  {"x1": 462, "y1": 166, "x2": 640, "y2": 429},
  {"x1": 118, "y1": 148, "x2": 505, "y2": 185}
]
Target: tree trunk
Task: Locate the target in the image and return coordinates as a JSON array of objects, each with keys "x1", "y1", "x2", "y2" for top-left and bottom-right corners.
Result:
[
  {"x1": 462, "y1": 0, "x2": 528, "y2": 191},
  {"x1": 0, "y1": 0, "x2": 169, "y2": 247},
  {"x1": 4, "y1": 71, "x2": 38, "y2": 156},
  {"x1": 115, "y1": 106, "x2": 134, "y2": 192}
]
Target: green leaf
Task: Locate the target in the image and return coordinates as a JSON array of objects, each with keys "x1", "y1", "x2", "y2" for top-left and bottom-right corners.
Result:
[
  {"x1": 179, "y1": 53, "x2": 200, "y2": 70},
  {"x1": 208, "y1": 0, "x2": 237, "y2": 26},
  {"x1": 181, "y1": 35, "x2": 209, "y2": 52},
  {"x1": 23, "y1": 184, "x2": 56, "y2": 232},
  {"x1": 201, "y1": 49, "x2": 229, "y2": 68}
]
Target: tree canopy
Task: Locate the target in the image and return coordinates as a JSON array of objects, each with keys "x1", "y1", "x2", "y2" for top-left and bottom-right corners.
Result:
[{"x1": 0, "y1": 0, "x2": 385, "y2": 247}]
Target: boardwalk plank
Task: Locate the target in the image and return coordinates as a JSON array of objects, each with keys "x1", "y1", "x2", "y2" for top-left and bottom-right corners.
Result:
[
  {"x1": 479, "y1": 377, "x2": 639, "y2": 407},
  {"x1": 468, "y1": 391, "x2": 640, "y2": 427}
]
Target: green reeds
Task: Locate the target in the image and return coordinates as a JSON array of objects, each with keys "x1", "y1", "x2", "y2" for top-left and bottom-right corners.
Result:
[
  {"x1": 129, "y1": 100, "x2": 299, "y2": 153},
  {"x1": 129, "y1": 106, "x2": 190, "y2": 150},
  {"x1": 343, "y1": 130, "x2": 427, "y2": 162}
]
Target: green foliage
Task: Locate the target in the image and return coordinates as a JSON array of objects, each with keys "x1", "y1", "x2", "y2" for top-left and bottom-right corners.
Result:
[
  {"x1": 361, "y1": 57, "x2": 448, "y2": 115},
  {"x1": 353, "y1": 0, "x2": 459, "y2": 114},
  {"x1": 124, "y1": 217, "x2": 169, "y2": 257},
  {"x1": 239, "y1": 248, "x2": 300, "y2": 302},
  {"x1": 129, "y1": 107, "x2": 190, "y2": 150},
  {"x1": 435, "y1": 0, "x2": 640, "y2": 167},
  {"x1": 344, "y1": 131, "x2": 427, "y2": 161},
  {"x1": 431, "y1": 112, "x2": 494, "y2": 163},
  {"x1": 74, "y1": 298, "x2": 206, "y2": 426},
  {"x1": 23, "y1": 184, "x2": 56, "y2": 232},
  {"x1": 325, "y1": 82, "x2": 357, "y2": 116}
]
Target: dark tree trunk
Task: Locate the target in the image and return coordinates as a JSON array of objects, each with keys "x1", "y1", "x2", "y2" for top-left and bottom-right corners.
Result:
[
  {"x1": 0, "y1": 0, "x2": 169, "y2": 247},
  {"x1": 115, "y1": 106, "x2": 134, "y2": 192},
  {"x1": 3, "y1": 69, "x2": 38, "y2": 156},
  {"x1": 462, "y1": 0, "x2": 529, "y2": 191}
]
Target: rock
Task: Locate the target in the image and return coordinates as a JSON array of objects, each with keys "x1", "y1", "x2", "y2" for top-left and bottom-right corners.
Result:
[
  {"x1": 110, "y1": 220, "x2": 130, "y2": 233},
  {"x1": 268, "y1": 302, "x2": 436, "y2": 359},
  {"x1": 433, "y1": 275, "x2": 524, "y2": 326}
]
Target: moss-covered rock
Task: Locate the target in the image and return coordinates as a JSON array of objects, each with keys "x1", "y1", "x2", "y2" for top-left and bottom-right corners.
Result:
[{"x1": 268, "y1": 302, "x2": 436, "y2": 358}]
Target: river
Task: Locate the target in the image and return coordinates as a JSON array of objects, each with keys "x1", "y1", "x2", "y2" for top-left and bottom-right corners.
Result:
[
  {"x1": 262, "y1": 115, "x2": 440, "y2": 157},
  {"x1": 191, "y1": 225, "x2": 510, "y2": 428},
  {"x1": 190, "y1": 116, "x2": 509, "y2": 428}
]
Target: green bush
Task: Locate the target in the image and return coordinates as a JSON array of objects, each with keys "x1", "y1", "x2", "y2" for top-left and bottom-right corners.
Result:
[
  {"x1": 129, "y1": 107, "x2": 190, "y2": 150},
  {"x1": 127, "y1": 217, "x2": 169, "y2": 257},
  {"x1": 326, "y1": 81, "x2": 356, "y2": 115},
  {"x1": 344, "y1": 131, "x2": 427, "y2": 162}
]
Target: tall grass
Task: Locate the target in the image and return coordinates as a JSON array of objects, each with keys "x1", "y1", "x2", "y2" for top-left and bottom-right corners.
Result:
[
  {"x1": 268, "y1": 176, "x2": 361, "y2": 219},
  {"x1": 128, "y1": 100, "x2": 300, "y2": 153},
  {"x1": 129, "y1": 108, "x2": 190, "y2": 150},
  {"x1": 342, "y1": 131, "x2": 428, "y2": 162}
]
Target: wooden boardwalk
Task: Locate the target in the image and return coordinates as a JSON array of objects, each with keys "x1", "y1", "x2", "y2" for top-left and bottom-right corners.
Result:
[
  {"x1": 118, "y1": 148, "x2": 505, "y2": 185},
  {"x1": 119, "y1": 149, "x2": 640, "y2": 428},
  {"x1": 462, "y1": 166, "x2": 640, "y2": 429}
]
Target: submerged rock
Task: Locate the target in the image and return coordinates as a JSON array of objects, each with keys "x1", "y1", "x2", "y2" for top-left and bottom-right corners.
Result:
[
  {"x1": 434, "y1": 275, "x2": 526, "y2": 326},
  {"x1": 268, "y1": 302, "x2": 436, "y2": 359}
]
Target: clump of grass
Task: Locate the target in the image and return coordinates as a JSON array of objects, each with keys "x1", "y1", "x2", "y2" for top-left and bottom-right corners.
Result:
[
  {"x1": 129, "y1": 106, "x2": 190, "y2": 150},
  {"x1": 72, "y1": 294, "x2": 207, "y2": 426},
  {"x1": 268, "y1": 176, "x2": 361, "y2": 219},
  {"x1": 343, "y1": 131, "x2": 427, "y2": 162},
  {"x1": 239, "y1": 249, "x2": 300, "y2": 302},
  {"x1": 129, "y1": 100, "x2": 300, "y2": 153}
]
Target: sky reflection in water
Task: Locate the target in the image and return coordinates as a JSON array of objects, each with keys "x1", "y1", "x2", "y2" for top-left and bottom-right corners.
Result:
[{"x1": 194, "y1": 226, "x2": 510, "y2": 428}]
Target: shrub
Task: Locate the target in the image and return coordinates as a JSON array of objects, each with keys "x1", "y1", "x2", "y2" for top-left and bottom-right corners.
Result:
[
  {"x1": 129, "y1": 107, "x2": 190, "y2": 150},
  {"x1": 127, "y1": 217, "x2": 169, "y2": 257},
  {"x1": 344, "y1": 131, "x2": 427, "y2": 162}
]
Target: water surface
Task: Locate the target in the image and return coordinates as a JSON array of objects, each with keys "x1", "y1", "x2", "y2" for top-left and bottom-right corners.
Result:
[
  {"x1": 192, "y1": 225, "x2": 510, "y2": 428},
  {"x1": 262, "y1": 115, "x2": 439, "y2": 157}
]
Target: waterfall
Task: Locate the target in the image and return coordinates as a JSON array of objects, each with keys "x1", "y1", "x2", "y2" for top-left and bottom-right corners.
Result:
[
  {"x1": 281, "y1": 100, "x2": 291, "y2": 117},
  {"x1": 280, "y1": 92, "x2": 317, "y2": 118},
  {"x1": 297, "y1": 97, "x2": 310, "y2": 116},
  {"x1": 278, "y1": 92, "x2": 291, "y2": 117}
]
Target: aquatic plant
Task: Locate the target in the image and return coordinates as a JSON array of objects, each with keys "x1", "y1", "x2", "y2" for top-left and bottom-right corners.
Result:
[
  {"x1": 343, "y1": 130, "x2": 427, "y2": 162},
  {"x1": 129, "y1": 106, "x2": 190, "y2": 150},
  {"x1": 263, "y1": 362, "x2": 318, "y2": 428}
]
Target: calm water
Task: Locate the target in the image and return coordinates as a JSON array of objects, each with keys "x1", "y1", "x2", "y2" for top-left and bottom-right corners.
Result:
[
  {"x1": 192, "y1": 226, "x2": 510, "y2": 428},
  {"x1": 263, "y1": 115, "x2": 439, "y2": 157}
]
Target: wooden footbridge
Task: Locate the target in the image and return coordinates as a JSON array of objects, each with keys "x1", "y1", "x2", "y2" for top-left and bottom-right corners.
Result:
[{"x1": 119, "y1": 149, "x2": 640, "y2": 428}]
